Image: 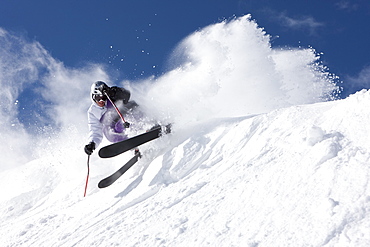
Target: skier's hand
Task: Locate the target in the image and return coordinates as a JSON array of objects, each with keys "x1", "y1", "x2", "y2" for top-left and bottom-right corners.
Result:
[
  {"x1": 84, "y1": 142, "x2": 95, "y2": 155},
  {"x1": 99, "y1": 83, "x2": 110, "y2": 94},
  {"x1": 123, "y1": 122, "x2": 130, "y2": 128}
]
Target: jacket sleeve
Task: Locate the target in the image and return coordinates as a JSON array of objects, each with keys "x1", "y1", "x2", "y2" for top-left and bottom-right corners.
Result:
[
  {"x1": 87, "y1": 105, "x2": 104, "y2": 147},
  {"x1": 108, "y1": 86, "x2": 131, "y2": 104}
]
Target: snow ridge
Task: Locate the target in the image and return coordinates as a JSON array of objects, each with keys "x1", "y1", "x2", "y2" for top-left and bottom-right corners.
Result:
[{"x1": 1, "y1": 90, "x2": 370, "y2": 246}]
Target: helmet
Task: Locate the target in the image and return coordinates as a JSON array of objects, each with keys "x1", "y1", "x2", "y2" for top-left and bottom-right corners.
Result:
[
  {"x1": 91, "y1": 81, "x2": 109, "y2": 102},
  {"x1": 91, "y1": 81, "x2": 108, "y2": 96}
]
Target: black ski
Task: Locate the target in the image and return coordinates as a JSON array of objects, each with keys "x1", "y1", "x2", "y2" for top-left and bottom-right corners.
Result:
[
  {"x1": 98, "y1": 124, "x2": 171, "y2": 159},
  {"x1": 98, "y1": 151, "x2": 141, "y2": 188}
]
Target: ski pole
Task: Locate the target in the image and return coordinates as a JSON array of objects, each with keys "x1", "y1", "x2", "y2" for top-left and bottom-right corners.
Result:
[
  {"x1": 84, "y1": 155, "x2": 90, "y2": 197},
  {"x1": 103, "y1": 91, "x2": 130, "y2": 128}
]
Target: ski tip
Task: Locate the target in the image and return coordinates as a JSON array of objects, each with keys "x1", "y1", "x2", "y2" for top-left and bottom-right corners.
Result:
[
  {"x1": 98, "y1": 148, "x2": 110, "y2": 159},
  {"x1": 98, "y1": 180, "x2": 109, "y2": 188}
]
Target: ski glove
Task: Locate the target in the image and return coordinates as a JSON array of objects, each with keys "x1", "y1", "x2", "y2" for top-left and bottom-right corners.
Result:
[
  {"x1": 84, "y1": 141, "x2": 96, "y2": 155},
  {"x1": 98, "y1": 83, "x2": 110, "y2": 95}
]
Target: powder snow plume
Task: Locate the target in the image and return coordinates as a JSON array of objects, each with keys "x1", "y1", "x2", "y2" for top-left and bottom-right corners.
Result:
[
  {"x1": 131, "y1": 15, "x2": 340, "y2": 128},
  {"x1": 0, "y1": 15, "x2": 340, "y2": 170},
  {"x1": 0, "y1": 28, "x2": 109, "y2": 171}
]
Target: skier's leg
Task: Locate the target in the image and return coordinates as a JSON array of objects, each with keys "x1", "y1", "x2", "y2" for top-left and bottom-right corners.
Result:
[{"x1": 102, "y1": 122, "x2": 128, "y2": 143}]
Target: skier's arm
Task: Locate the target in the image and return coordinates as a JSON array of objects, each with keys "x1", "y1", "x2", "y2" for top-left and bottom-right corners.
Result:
[
  {"x1": 107, "y1": 86, "x2": 131, "y2": 104},
  {"x1": 87, "y1": 108, "x2": 104, "y2": 148}
]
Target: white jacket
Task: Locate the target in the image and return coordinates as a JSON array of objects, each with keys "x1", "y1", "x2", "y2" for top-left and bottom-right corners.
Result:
[{"x1": 87, "y1": 103, "x2": 107, "y2": 148}]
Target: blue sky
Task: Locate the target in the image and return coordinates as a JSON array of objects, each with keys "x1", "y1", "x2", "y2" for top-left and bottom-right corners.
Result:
[{"x1": 0, "y1": 0, "x2": 369, "y2": 97}]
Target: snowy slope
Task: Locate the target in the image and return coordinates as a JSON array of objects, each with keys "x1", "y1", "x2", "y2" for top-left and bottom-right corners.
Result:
[
  {"x1": 1, "y1": 90, "x2": 370, "y2": 247},
  {"x1": 1, "y1": 15, "x2": 369, "y2": 247}
]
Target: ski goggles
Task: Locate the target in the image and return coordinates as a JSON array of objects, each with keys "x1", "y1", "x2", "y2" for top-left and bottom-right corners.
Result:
[{"x1": 93, "y1": 94, "x2": 107, "y2": 102}]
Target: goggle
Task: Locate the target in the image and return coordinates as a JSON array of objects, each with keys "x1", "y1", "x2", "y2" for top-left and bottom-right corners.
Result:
[{"x1": 93, "y1": 94, "x2": 107, "y2": 102}]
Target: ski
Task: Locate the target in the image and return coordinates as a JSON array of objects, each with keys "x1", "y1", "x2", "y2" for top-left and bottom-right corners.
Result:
[
  {"x1": 98, "y1": 151, "x2": 141, "y2": 188},
  {"x1": 98, "y1": 124, "x2": 171, "y2": 159}
]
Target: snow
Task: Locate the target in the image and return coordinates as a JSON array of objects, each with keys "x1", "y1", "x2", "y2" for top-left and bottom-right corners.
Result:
[{"x1": 1, "y1": 15, "x2": 370, "y2": 246}]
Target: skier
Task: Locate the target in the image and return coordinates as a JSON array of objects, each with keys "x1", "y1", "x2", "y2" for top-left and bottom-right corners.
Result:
[{"x1": 84, "y1": 81, "x2": 139, "y2": 155}]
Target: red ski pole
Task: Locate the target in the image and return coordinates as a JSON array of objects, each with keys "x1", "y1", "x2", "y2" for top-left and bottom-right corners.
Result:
[
  {"x1": 104, "y1": 91, "x2": 130, "y2": 128},
  {"x1": 84, "y1": 155, "x2": 90, "y2": 197}
]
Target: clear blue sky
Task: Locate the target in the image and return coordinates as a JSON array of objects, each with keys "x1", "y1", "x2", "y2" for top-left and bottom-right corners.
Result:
[{"x1": 1, "y1": 0, "x2": 369, "y2": 97}]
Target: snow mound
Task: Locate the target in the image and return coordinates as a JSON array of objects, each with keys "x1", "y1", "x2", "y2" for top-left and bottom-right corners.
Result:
[{"x1": 1, "y1": 90, "x2": 370, "y2": 246}]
